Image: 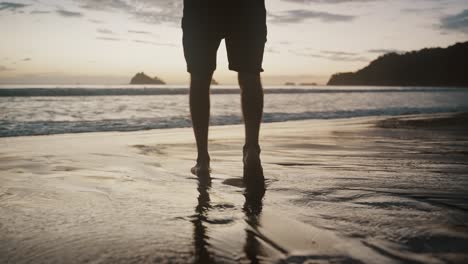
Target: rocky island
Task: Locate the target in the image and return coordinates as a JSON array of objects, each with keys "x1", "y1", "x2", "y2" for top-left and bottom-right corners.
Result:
[
  {"x1": 130, "y1": 72, "x2": 166, "y2": 85},
  {"x1": 328, "y1": 42, "x2": 468, "y2": 87},
  {"x1": 300, "y1": 82, "x2": 317, "y2": 86}
]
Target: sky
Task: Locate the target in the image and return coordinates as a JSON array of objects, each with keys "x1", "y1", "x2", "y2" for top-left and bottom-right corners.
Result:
[{"x1": 0, "y1": 0, "x2": 467, "y2": 85}]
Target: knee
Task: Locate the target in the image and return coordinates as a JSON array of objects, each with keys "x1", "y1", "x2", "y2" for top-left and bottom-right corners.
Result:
[
  {"x1": 238, "y1": 72, "x2": 261, "y2": 87},
  {"x1": 191, "y1": 72, "x2": 213, "y2": 85},
  {"x1": 190, "y1": 72, "x2": 213, "y2": 92}
]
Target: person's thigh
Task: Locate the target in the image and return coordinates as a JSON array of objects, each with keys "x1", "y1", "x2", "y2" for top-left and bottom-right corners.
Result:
[
  {"x1": 182, "y1": 4, "x2": 223, "y2": 74},
  {"x1": 225, "y1": 4, "x2": 267, "y2": 73}
]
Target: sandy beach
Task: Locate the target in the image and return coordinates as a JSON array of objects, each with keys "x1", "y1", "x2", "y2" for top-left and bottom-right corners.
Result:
[{"x1": 1, "y1": 113, "x2": 467, "y2": 263}]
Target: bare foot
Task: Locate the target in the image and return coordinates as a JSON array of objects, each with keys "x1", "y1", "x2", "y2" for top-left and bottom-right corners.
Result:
[
  {"x1": 243, "y1": 145, "x2": 263, "y2": 178},
  {"x1": 191, "y1": 157, "x2": 211, "y2": 176}
]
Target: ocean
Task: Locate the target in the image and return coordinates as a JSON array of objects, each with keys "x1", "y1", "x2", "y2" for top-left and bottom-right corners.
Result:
[{"x1": 1, "y1": 85, "x2": 468, "y2": 137}]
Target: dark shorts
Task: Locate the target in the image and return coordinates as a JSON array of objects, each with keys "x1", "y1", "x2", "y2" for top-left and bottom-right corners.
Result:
[{"x1": 182, "y1": 0, "x2": 267, "y2": 74}]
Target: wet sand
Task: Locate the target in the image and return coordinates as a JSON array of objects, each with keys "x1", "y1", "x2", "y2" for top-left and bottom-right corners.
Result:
[{"x1": 1, "y1": 113, "x2": 467, "y2": 263}]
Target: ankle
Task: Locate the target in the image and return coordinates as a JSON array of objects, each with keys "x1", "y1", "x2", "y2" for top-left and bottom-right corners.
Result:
[
  {"x1": 197, "y1": 153, "x2": 210, "y2": 164},
  {"x1": 243, "y1": 144, "x2": 261, "y2": 154}
]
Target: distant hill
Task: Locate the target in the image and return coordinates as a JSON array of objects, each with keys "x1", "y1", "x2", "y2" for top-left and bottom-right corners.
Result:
[
  {"x1": 130, "y1": 72, "x2": 166, "y2": 85},
  {"x1": 327, "y1": 42, "x2": 468, "y2": 87}
]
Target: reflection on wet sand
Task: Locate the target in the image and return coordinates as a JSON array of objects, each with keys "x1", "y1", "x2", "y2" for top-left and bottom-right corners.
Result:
[
  {"x1": 193, "y1": 168, "x2": 266, "y2": 263},
  {"x1": 193, "y1": 174, "x2": 214, "y2": 264},
  {"x1": 2, "y1": 114, "x2": 468, "y2": 263},
  {"x1": 243, "y1": 170, "x2": 266, "y2": 264}
]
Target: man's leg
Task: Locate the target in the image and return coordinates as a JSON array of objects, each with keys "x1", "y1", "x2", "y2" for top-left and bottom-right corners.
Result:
[
  {"x1": 238, "y1": 72, "x2": 264, "y2": 172},
  {"x1": 190, "y1": 72, "x2": 213, "y2": 175}
]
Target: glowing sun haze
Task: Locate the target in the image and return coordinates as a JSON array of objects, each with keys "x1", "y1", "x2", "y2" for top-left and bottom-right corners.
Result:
[{"x1": 0, "y1": 0, "x2": 467, "y2": 85}]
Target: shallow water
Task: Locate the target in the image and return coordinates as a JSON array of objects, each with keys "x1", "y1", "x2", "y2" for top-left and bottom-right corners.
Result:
[
  {"x1": 1, "y1": 116, "x2": 467, "y2": 263},
  {"x1": 1, "y1": 86, "x2": 468, "y2": 137}
]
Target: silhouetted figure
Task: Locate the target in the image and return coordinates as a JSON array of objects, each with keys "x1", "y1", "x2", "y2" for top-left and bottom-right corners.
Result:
[
  {"x1": 192, "y1": 173, "x2": 214, "y2": 264},
  {"x1": 182, "y1": 0, "x2": 267, "y2": 177},
  {"x1": 192, "y1": 170, "x2": 266, "y2": 263},
  {"x1": 243, "y1": 169, "x2": 266, "y2": 263}
]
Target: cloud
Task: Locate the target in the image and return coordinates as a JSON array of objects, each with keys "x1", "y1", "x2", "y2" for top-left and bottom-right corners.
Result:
[
  {"x1": 322, "y1": 50, "x2": 358, "y2": 56},
  {"x1": 89, "y1": 19, "x2": 105, "y2": 24},
  {"x1": 75, "y1": 0, "x2": 183, "y2": 25},
  {"x1": 133, "y1": 40, "x2": 176, "y2": 46},
  {"x1": 23, "y1": 58, "x2": 31, "y2": 61},
  {"x1": 270, "y1": 9, "x2": 355, "y2": 24},
  {"x1": 283, "y1": 0, "x2": 378, "y2": 4},
  {"x1": 77, "y1": 0, "x2": 358, "y2": 26},
  {"x1": 0, "y1": 2, "x2": 29, "y2": 11},
  {"x1": 129, "y1": 30, "x2": 153, "y2": 35},
  {"x1": 401, "y1": 7, "x2": 441, "y2": 14},
  {"x1": 96, "y1": 36, "x2": 120, "y2": 41},
  {"x1": 368, "y1": 49, "x2": 403, "y2": 54},
  {"x1": 290, "y1": 49, "x2": 369, "y2": 62},
  {"x1": 0, "y1": 65, "x2": 14, "y2": 72},
  {"x1": 266, "y1": 47, "x2": 280, "y2": 54},
  {"x1": 30, "y1": 10, "x2": 51, "y2": 14},
  {"x1": 78, "y1": 0, "x2": 132, "y2": 11},
  {"x1": 56, "y1": 9, "x2": 83, "y2": 18},
  {"x1": 440, "y1": 9, "x2": 468, "y2": 34},
  {"x1": 128, "y1": 7, "x2": 182, "y2": 25},
  {"x1": 97, "y1": 28, "x2": 115, "y2": 34}
]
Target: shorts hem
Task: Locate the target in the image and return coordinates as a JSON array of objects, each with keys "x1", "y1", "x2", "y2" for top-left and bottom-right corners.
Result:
[
  {"x1": 228, "y1": 65, "x2": 264, "y2": 73},
  {"x1": 187, "y1": 67, "x2": 216, "y2": 75}
]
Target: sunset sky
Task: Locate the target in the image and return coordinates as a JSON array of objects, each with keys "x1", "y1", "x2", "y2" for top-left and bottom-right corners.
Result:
[{"x1": 0, "y1": 0, "x2": 467, "y2": 85}]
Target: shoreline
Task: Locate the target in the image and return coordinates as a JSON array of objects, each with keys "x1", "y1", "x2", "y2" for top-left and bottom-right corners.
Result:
[
  {"x1": 1, "y1": 112, "x2": 467, "y2": 263},
  {"x1": 2, "y1": 86, "x2": 467, "y2": 97},
  {"x1": 2, "y1": 111, "x2": 467, "y2": 139}
]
